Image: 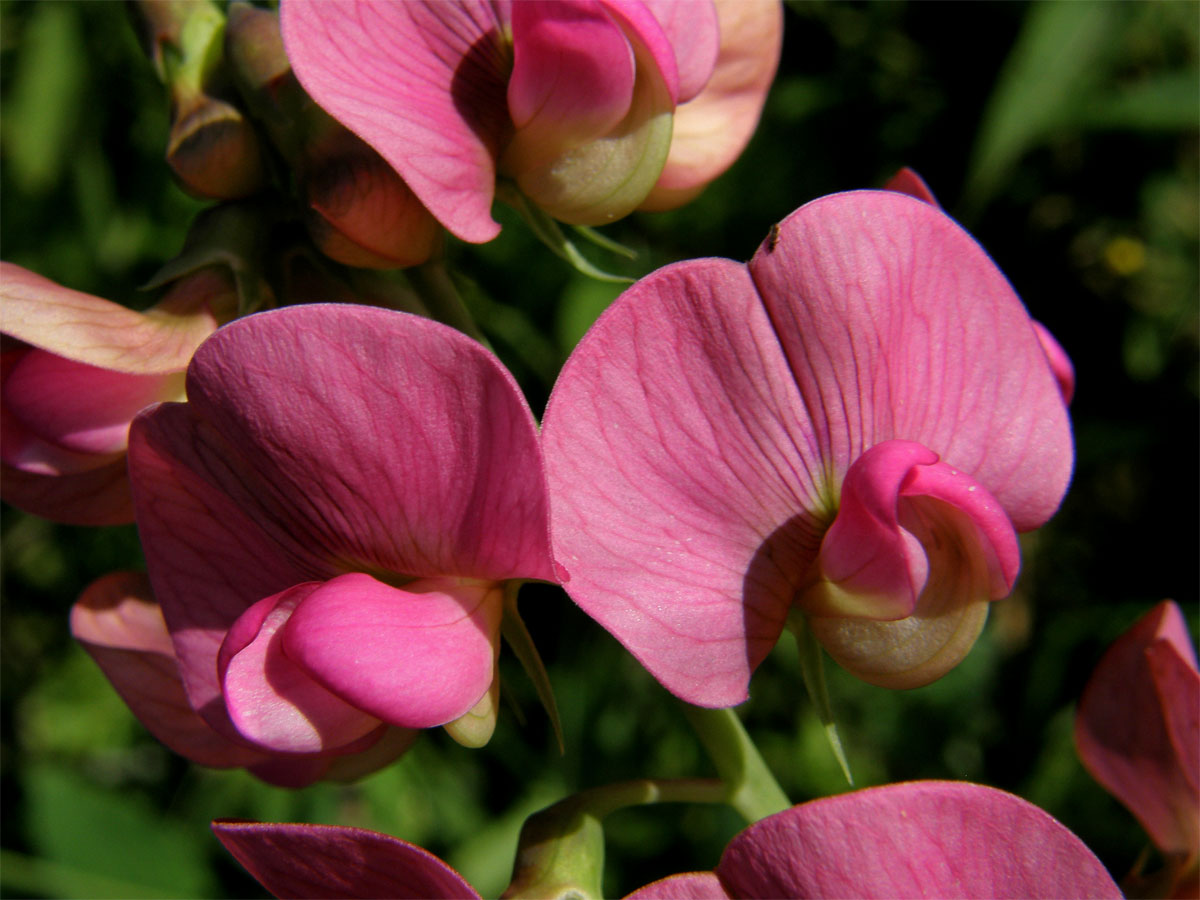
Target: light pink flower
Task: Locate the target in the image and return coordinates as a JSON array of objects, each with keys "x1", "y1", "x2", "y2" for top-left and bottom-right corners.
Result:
[
  {"x1": 280, "y1": 0, "x2": 781, "y2": 242},
  {"x1": 122, "y1": 304, "x2": 557, "y2": 762},
  {"x1": 1, "y1": 263, "x2": 233, "y2": 525},
  {"x1": 1076, "y1": 601, "x2": 1199, "y2": 861},
  {"x1": 211, "y1": 782, "x2": 1120, "y2": 899},
  {"x1": 541, "y1": 191, "x2": 1073, "y2": 704}
]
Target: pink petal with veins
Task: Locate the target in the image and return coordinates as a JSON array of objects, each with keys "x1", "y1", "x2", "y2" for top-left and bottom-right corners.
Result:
[
  {"x1": 640, "y1": 0, "x2": 781, "y2": 210},
  {"x1": 625, "y1": 872, "x2": 731, "y2": 899},
  {"x1": 4, "y1": 348, "x2": 182, "y2": 457},
  {"x1": 1076, "y1": 601, "x2": 1200, "y2": 855},
  {"x1": 544, "y1": 258, "x2": 825, "y2": 707},
  {"x1": 282, "y1": 574, "x2": 503, "y2": 729},
  {"x1": 0, "y1": 262, "x2": 220, "y2": 373},
  {"x1": 635, "y1": 0, "x2": 718, "y2": 103},
  {"x1": 70, "y1": 572, "x2": 269, "y2": 769},
  {"x1": 129, "y1": 304, "x2": 554, "y2": 734},
  {"x1": 718, "y1": 782, "x2": 1122, "y2": 899},
  {"x1": 213, "y1": 820, "x2": 482, "y2": 899},
  {"x1": 281, "y1": 0, "x2": 509, "y2": 243},
  {"x1": 749, "y1": 191, "x2": 1072, "y2": 533}
]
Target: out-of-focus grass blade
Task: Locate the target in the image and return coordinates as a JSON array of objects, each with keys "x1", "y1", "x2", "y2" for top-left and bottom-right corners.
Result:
[
  {"x1": 3, "y1": 3, "x2": 85, "y2": 194},
  {"x1": 1081, "y1": 70, "x2": 1200, "y2": 132},
  {"x1": 22, "y1": 763, "x2": 216, "y2": 899},
  {"x1": 964, "y1": 1, "x2": 1119, "y2": 214}
]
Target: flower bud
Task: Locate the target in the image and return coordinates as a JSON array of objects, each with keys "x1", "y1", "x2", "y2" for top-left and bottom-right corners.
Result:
[{"x1": 226, "y1": 2, "x2": 439, "y2": 269}]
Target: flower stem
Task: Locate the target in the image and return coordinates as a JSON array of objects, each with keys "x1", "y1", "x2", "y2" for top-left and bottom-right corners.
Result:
[
  {"x1": 682, "y1": 705, "x2": 791, "y2": 823},
  {"x1": 407, "y1": 254, "x2": 491, "y2": 348}
]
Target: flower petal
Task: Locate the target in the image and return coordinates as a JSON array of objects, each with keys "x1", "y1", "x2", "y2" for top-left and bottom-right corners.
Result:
[
  {"x1": 0, "y1": 262, "x2": 222, "y2": 373},
  {"x1": 635, "y1": 0, "x2": 719, "y2": 103},
  {"x1": 624, "y1": 872, "x2": 731, "y2": 899},
  {"x1": 213, "y1": 820, "x2": 481, "y2": 899},
  {"x1": 1076, "y1": 601, "x2": 1200, "y2": 855},
  {"x1": 70, "y1": 572, "x2": 268, "y2": 769},
  {"x1": 129, "y1": 304, "x2": 556, "y2": 730},
  {"x1": 748, "y1": 191, "x2": 1073, "y2": 533},
  {"x1": 502, "y1": 1, "x2": 638, "y2": 174},
  {"x1": 4, "y1": 348, "x2": 183, "y2": 456},
  {"x1": 803, "y1": 439, "x2": 1019, "y2": 621},
  {"x1": 543, "y1": 259, "x2": 826, "y2": 707},
  {"x1": 514, "y1": 1, "x2": 677, "y2": 225},
  {"x1": 282, "y1": 574, "x2": 503, "y2": 730},
  {"x1": 280, "y1": 0, "x2": 508, "y2": 243},
  {"x1": 640, "y1": 0, "x2": 781, "y2": 210},
  {"x1": 718, "y1": 781, "x2": 1122, "y2": 899},
  {"x1": 219, "y1": 582, "x2": 384, "y2": 754}
]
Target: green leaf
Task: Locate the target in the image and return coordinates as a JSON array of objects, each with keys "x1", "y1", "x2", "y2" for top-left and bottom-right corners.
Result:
[
  {"x1": 964, "y1": 1, "x2": 1119, "y2": 212},
  {"x1": 1080, "y1": 70, "x2": 1200, "y2": 132},
  {"x1": 21, "y1": 763, "x2": 215, "y2": 898}
]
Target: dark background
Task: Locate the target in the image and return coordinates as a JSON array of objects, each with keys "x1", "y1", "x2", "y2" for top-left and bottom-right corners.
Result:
[{"x1": 2, "y1": 1, "x2": 1197, "y2": 896}]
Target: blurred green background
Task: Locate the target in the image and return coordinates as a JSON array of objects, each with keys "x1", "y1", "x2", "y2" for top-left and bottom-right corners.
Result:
[{"x1": 2, "y1": 1, "x2": 1197, "y2": 897}]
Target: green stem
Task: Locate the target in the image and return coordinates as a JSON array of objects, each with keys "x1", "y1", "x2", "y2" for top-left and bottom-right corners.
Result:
[
  {"x1": 407, "y1": 255, "x2": 491, "y2": 348},
  {"x1": 789, "y1": 612, "x2": 854, "y2": 785},
  {"x1": 682, "y1": 705, "x2": 790, "y2": 823}
]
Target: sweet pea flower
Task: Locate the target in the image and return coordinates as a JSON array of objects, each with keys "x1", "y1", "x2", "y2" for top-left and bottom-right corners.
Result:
[
  {"x1": 71, "y1": 571, "x2": 416, "y2": 787},
  {"x1": 1, "y1": 263, "x2": 235, "y2": 525},
  {"x1": 123, "y1": 304, "x2": 557, "y2": 764},
  {"x1": 541, "y1": 190, "x2": 1074, "y2": 703},
  {"x1": 211, "y1": 782, "x2": 1120, "y2": 899},
  {"x1": 280, "y1": 0, "x2": 782, "y2": 243},
  {"x1": 1076, "y1": 601, "x2": 1199, "y2": 880}
]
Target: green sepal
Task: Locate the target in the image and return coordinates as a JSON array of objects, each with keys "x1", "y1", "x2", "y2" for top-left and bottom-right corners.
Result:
[
  {"x1": 501, "y1": 582, "x2": 565, "y2": 754},
  {"x1": 496, "y1": 183, "x2": 635, "y2": 285},
  {"x1": 788, "y1": 611, "x2": 854, "y2": 786}
]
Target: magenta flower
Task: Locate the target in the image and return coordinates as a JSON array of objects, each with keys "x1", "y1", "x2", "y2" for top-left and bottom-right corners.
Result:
[
  {"x1": 541, "y1": 191, "x2": 1074, "y2": 703},
  {"x1": 1076, "y1": 601, "x2": 1199, "y2": 865},
  {"x1": 280, "y1": 0, "x2": 782, "y2": 242},
  {"x1": 211, "y1": 782, "x2": 1120, "y2": 899},
  {"x1": 1, "y1": 263, "x2": 234, "y2": 525},
  {"x1": 629, "y1": 782, "x2": 1121, "y2": 899},
  {"x1": 117, "y1": 304, "x2": 557, "y2": 766}
]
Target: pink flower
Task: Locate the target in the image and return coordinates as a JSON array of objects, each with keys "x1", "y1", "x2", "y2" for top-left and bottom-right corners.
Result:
[
  {"x1": 1076, "y1": 601, "x2": 1199, "y2": 865},
  {"x1": 541, "y1": 190, "x2": 1074, "y2": 704},
  {"x1": 118, "y1": 304, "x2": 557, "y2": 766},
  {"x1": 71, "y1": 571, "x2": 414, "y2": 787},
  {"x1": 280, "y1": 0, "x2": 782, "y2": 242},
  {"x1": 211, "y1": 782, "x2": 1120, "y2": 899},
  {"x1": 1, "y1": 263, "x2": 234, "y2": 525},
  {"x1": 630, "y1": 782, "x2": 1121, "y2": 900}
]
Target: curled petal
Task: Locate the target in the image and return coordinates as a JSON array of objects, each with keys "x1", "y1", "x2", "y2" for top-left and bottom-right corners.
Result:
[
  {"x1": 640, "y1": 0, "x2": 781, "y2": 210},
  {"x1": 0, "y1": 262, "x2": 223, "y2": 373},
  {"x1": 282, "y1": 574, "x2": 504, "y2": 730},
  {"x1": 2, "y1": 455, "x2": 133, "y2": 525},
  {"x1": 219, "y1": 583, "x2": 383, "y2": 754},
  {"x1": 514, "y1": 1, "x2": 677, "y2": 225},
  {"x1": 1076, "y1": 601, "x2": 1200, "y2": 856},
  {"x1": 281, "y1": 0, "x2": 509, "y2": 243},
  {"x1": 882, "y1": 166, "x2": 939, "y2": 205},
  {"x1": 213, "y1": 820, "x2": 481, "y2": 900},
  {"x1": 803, "y1": 440, "x2": 1019, "y2": 622},
  {"x1": 502, "y1": 1, "x2": 638, "y2": 174},
  {"x1": 70, "y1": 572, "x2": 267, "y2": 769},
  {"x1": 718, "y1": 782, "x2": 1122, "y2": 899}
]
